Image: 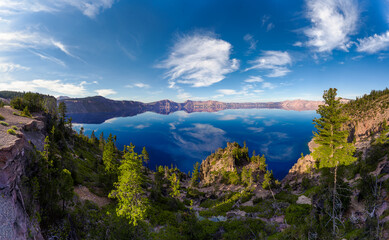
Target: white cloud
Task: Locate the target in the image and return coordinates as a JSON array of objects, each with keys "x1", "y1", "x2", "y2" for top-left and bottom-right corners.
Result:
[
  {"x1": 31, "y1": 51, "x2": 66, "y2": 67},
  {"x1": 158, "y1": 33, "x2": 239, "y2": 88},
  {"x1": 304, "y1": 0, "x2": 359, "y2": 52},
  {"x1": 262, "y1": 82, "x2": 275, "y2": 89},
  {"x1": 0, "y1": 31, "x2": 52, "y2": 51},
  {"x1": 244, "y1": 76, "x2": 264, "y2": 83},
  {"x1": 293, "y1": 41, "x2": 303, "y2": 47},
  {"x1": 267, "y1": 23, "x2": 275, "y2": 31},
  {"x1": 0, "y1": 79, "x2": 87, "y2": 96},
  {"x1": 243, "y1": 34, "x2": 258, "y2": 50},
  {"x1": 0, "y1": 62, "x2": 29, "y2": 72},
  {"x1": 356, "y1": 31, "x2": 389, "y2": 54},
  {"x1": 0, "y1": 0, "x2": 114, "y2": 18},
  {"x1": 95, "y1": 89, "x2": 116, "y2": 97},
  {"x1": 134, "y1": 83, "x2": 150, "y2": 88},
  {"x1": 217, "y1": 89, "x2": 238, "y2": 95},
  {"x1": 63, "y1": 0, "x2": 115, "y2": 18},
  {"x1": 246, "y1": 51, "x2": 292, "y2": 77}
]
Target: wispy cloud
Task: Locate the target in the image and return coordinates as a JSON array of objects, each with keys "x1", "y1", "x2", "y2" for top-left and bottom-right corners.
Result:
[
  {"x1": 0, "y1": 0, "x2": 114, "y2": 18},
  {"x1": 158, "y1": 32, "x2": 239, "y2": 88},
  {"x1": 262, "y1": 82, "x2": 275, "y2": 89},
  {"x1": 304, "y1": 0, "x2": 359, "y2": 52},
  {"x1": 243, "y1": 34, "x2": 258, "y2": 51},
  {"x1": 95, "y1": 89, "x2": 117, "y2": 97},
  {"x1": 0, "y1": 79, "x2": 87, "y2": 96},
  {"x1": 244, "y1": 76, "x2": 264, "y2": 83},
  {"x1": 261, "y1": 15, "x2": 275, "y2": 32},
  {"x1": 356, "y1": 31, "x2": 389, "y2": 54},
  {"x1": 246, "y1": 51, "x2": 292, "y2": 77},
  {"x1": 217, "y1": 89, "x2": 238, "y2": 95},
  {"x1": 0, "y1": 62, "x2": 29, "y2": 72},
  {"x1": 31, "y1": 51, "x2": 66, "y2": 67},
  {"x1": 134, "y1": 83, "x2": 150, "y2": 88}
]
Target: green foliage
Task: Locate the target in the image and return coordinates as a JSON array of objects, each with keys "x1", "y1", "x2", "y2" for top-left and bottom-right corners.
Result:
[
  {"x1": 285, "y1": 204, "x2": 311, "y2": 225},
  {"x1": 0, "y1": 114, "x2": 4, "y2": 120},
  {"x1": 275, "y1": 191, "x2": 298, "y2": 204},
  {"x1": 21, "y1": 106, "x2": 32, "y2": 117},
  {"x1": 169, "y1": 172, "x2": 180, "y2": 198},
  {"x1": 190, "y1": 162, "x2": 200, "y2": 187},
  {"x1": 262, "y1": 170, "x2": 274, "y2": 190},
  {"x1": 0, "y1": 100, "x2": 4, "y2": 108},
  {"x1": 11, "y1": 125, "x2": 17, "y2": 130},
  {"x1": 102, "y1": 133, "x2": 118, "y2": 174},
  {"x1": 0, "y1": 121, "x2": 8, "y2": 126},
  {"x1": 109, "y1": 144, "x2": 149, "y2": 226},
  {"x1": 59, "y1": 169, "x2": 74, "y2": 211},
  {"x1": 7, "y1": 128, "x2": 16, "y2": 135},
  {"x1": 313, "y1": 88, "x2": 356, "y2": 169}
]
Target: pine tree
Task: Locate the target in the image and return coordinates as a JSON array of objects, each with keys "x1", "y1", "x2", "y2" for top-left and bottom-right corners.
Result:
[
  {"x1": 59, "y1": 169, "x2": 74, "y2": 212},
  {"x1": 103, "y1": 133, "x2": 117, "y2": 174},
  {"x1": 142, "y1": 147, "x2": 149, "y2": 165},
  {"x1": 312, "y1": 88, "x2": 356, "y2": 234},
  {"x1": 109, "y1": 144, "x2": 149, "y2": 226},
  {"x1": 190, "y1": 162, "x2": 200, "y2": 187},
  {"x1": 169, "y1": 172, "x2": 180, "y2": 197},
  {"x1": 99, "y1": 132, "x2": 105, "y2": 151}
]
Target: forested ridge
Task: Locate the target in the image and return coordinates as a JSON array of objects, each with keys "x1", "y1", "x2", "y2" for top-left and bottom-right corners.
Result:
[{"x1": 0, "y1": 89, "x2": 388, "y2": 239}]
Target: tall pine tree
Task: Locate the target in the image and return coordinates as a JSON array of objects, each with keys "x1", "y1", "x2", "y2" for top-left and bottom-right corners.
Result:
[
  {"x1": 109, "y1": 144, "x2": 149, "y2": 226},
  {"x1": 312, "y1": 88, "x2": 356, "y2": 234}
]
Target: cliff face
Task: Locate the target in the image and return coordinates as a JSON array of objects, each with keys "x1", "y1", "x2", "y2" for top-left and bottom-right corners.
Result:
[{"x1": 0, "y1": 106, "x2": 45, "y2": 239}]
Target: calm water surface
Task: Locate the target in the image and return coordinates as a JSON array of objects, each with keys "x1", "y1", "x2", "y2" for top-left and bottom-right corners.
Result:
[{"x1": 73, "y1": 109, "x2": 317, "y2": 179}]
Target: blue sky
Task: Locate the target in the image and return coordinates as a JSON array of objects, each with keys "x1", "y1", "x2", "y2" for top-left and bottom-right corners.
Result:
[{"x1": 0, "y1": 0, "x2": 388, "y2": 102}]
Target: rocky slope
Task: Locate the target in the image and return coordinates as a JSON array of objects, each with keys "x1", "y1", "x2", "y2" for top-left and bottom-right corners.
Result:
[{"x1": 0, "y1": 106, "x2": 45, "y2": 239}]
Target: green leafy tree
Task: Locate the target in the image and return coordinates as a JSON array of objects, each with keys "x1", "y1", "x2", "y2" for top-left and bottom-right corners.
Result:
[
  {"x1": 312, "y1": 88, "x2": 356, "y2": 234},
  {"x1": 109, "y1": 145, "x2": 149, "y2": 226},
  {"x1": 190, "y1": 162, "x2": 200, "y2": 187}
]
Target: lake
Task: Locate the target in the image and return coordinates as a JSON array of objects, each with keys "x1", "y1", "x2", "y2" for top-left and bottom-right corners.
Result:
[{"x1": 72, "y1": 109, "x2": 317, "y2": 179}]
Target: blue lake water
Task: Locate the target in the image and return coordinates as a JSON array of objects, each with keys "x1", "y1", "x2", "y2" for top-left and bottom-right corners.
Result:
[{"x1": 73, "y1": 109, "x2": 317, "y2": 179}]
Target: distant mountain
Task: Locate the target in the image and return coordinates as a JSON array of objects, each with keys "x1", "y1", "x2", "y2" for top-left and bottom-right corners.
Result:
[
  {"x1": 57, "y1": 96, "x2": 71, "y2": 100},
  {"x1": 59, "y1": 96, "x2": 323, "y2": 123}
]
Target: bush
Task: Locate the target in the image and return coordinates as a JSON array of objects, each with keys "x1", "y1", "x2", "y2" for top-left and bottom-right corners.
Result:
[
  {"x1": 0, "y1": 100, "x2": 4, "y2": 108},
  {"x1": 0, "y1": 114, "x2": 4, "y2": 120},
  {"x1": 0, "y1": 121, "x2": 8, "y2": 126},
  {"x1": 285, "y1": 204, "x2": 311, "y2": 225},
  {"x1": 11, "y1": 125, "x2": 18, "y2": 130},
  {"x1": 7, "y1": 128, "x2": 16, "y2": 135}
]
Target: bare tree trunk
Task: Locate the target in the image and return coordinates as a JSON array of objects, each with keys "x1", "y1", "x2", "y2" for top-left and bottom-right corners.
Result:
[{"x1": 333, "y1": 162, "x2": 338, "y2": 235}]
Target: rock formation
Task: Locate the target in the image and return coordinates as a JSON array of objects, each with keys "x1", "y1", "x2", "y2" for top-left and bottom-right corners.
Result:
[{"x1": 0, "y1": 106, "x2": 45, "y2": 239}]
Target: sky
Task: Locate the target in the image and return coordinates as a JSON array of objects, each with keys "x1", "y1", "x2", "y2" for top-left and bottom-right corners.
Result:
[{"x1": 0, "y1": 0, "x2": 388, "y2": 102}]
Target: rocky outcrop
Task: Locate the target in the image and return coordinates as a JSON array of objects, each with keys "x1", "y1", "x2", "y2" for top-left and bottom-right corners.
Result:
[
  {"x1": 0, "y1": 106, "x2": 45, "y2": 239},
  {"x1": 282, "y1": 140, "x2": 317, "y2": 184},
  {"x1": 200, "y1": 142, "x2": 266, "y2": 185}
]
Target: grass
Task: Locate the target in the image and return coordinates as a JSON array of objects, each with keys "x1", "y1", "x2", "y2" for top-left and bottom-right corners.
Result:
[
  {"x1": 11, "y1": 125, "x2": 17, "y2": 130},
  {"x1": 0, "y1": 114, "x2": 4, "y2": 120},
  {"x1": 13, "y1": 112, "x2": 20, "y2": 116},
  {"x1": 0, "y1": 121, "x2": 8, "y2": 126},
  {"x1": 7, "y1": 128, "x2": 16, "y2": 135}
]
